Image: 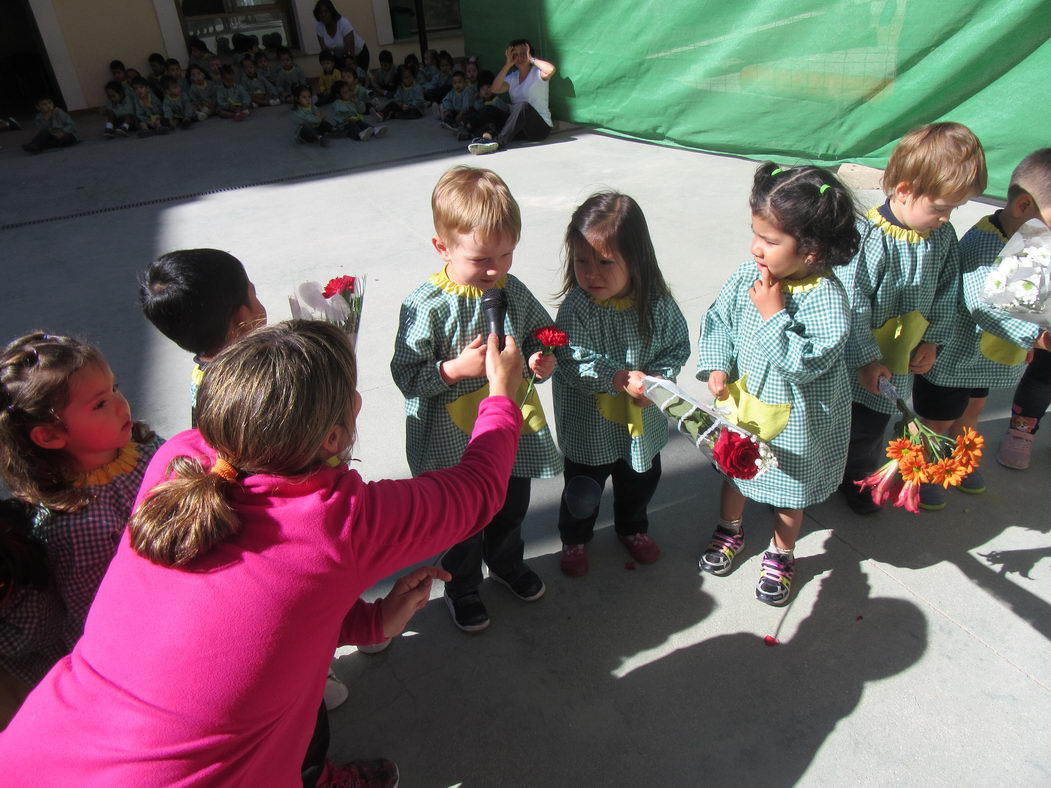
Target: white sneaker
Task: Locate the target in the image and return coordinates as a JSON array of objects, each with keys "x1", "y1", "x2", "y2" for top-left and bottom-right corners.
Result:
[
  {"x1": 372, "y1": 125, "x2": 387, "y2": 138},
  {"x1": 323, "y1": 669, "x2": 349, "y2": 711},
  {"x1": 358, "y1": 126, "x2": 374, "y2": 141},
  {"x1": 468, "y1": 138, "x2": 498, "y2": 155}
]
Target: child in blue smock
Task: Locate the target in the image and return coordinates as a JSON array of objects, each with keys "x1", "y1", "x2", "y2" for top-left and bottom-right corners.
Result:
[
  {"x1": 697, "y1": 163, "x2": 860, "y2": 606},
  {"x1": 552, "y1": 193, "x2": 690, "y2": 577}
]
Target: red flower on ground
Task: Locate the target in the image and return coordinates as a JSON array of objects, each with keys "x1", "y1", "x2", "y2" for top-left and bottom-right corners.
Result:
[
  {"x1": 323, "y1": 275, "x2": 356, "y2": 299},
  {"x1": 712, "y1": 428, "x2": 761, "y2": 480},
  {"x1": 533, "y1": 326, "x2": 569, "y2": 349}
]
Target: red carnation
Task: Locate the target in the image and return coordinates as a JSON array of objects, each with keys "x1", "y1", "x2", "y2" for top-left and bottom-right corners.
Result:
[
  {"x1": 323, "y1": 275, "x2": 356, "y2": 299},
  {"x1": 534, "y1": 326, "x2": 569, "y2": 349},
  {"x1": 712, "y1": 428, "x2": 761, "y2": 480}
]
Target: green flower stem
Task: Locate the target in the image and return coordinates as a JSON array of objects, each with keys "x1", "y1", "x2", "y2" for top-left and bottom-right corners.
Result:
[{"x1": 520, "y1": 346, "x2": 554, "y2": 409}]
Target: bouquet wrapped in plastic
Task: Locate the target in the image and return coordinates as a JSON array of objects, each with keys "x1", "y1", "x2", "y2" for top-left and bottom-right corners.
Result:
[
  {"x1": 982, "y1": 219, "x2": 1051, "y2": 328},
  {"x1": 289, "y1": 275, "x2": 366, "y2": 346},
  {"x1": 641, "y1": 376, "x2": 777, "y2": 479}
]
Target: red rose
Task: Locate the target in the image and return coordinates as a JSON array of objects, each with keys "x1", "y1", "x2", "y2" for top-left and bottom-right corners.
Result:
[
  {"x1": 712, "y1": 428, "x2": 761, "y2": 480},
  {"x1": 323, "y1": 276, "x2": 356, "y2": 299},
  {"x1": 534, "y1": 326, "x2": 569, "y2": 348}
]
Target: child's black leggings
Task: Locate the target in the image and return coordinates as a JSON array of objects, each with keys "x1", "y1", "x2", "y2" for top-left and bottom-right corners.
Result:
[
  {"x1": 27, "y1": 129, "x2": 77, "y2": 151},
  {"x1": 297, "y1": 121, "x2": 334, "y2": 142},
  {"x1": 558, "y1": 455, "x2": 662, "y2": 545},
  {"x1": 1011, "y1": 349, "x2": 1051, "y2": 433}
]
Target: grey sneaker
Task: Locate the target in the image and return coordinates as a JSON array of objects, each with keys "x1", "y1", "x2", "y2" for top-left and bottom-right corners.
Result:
[{"x1": 468, "y1": 137, "x2": 498, "y2": 155}]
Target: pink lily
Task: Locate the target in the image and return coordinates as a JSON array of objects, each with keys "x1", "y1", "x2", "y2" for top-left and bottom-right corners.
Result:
[
  {"x1": 893, "y1": 480, "x2": 922, "y2": 514},
  {"x1": 855, "y1": 459, "x2": 902, "y2": 506}
]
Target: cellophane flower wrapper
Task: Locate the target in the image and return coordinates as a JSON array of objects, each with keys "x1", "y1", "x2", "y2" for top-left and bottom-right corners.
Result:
[
  {"x1": 289, "y1": 275, "x2": 366, "y2": 346},
  {"x1": 641, "y1": 376, "x2": 777, "y2": 478},
  {"x1": 982, "y1": 219, "x2": 1051, "y2": 328}
]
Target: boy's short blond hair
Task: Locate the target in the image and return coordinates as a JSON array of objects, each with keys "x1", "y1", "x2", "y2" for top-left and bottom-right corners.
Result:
[
  {"x1": 883, "y1": 122, "x2": 987, "y2": 199},
  {"x1": 431, "y1": 166, "x2": 521, "y2": 246},
  {"x1": 1008, "y1": 148, "x2": 1051, "y2": 208}
]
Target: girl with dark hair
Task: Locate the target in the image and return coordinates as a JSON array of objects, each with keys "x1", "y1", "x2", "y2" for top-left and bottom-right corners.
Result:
[
  {"x1": 468, "y1": 38, "x2": 556, "y2": 154},
  {"x1": 313, "y1": 0, "x2": 370, "y2": 72},
  {"x1": 0, "y1": 320, "x2": 525, "y2": 788},
  {"x1": 552, "y1": 193, "x2": 691, "y2": 577},
  {"x1": 697, "y1": 162, "x2": 861, "y2": 606}
]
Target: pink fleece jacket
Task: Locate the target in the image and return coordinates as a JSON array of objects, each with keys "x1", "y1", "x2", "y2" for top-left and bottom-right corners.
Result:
[{"x1": 0, "y1": 397, "x2": 521, "y2": 786}]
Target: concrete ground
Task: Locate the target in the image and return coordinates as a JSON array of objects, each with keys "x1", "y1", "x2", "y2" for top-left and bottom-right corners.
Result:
[{"x1": 2, "y1": 107, "x2": 1049, "y2": 787}]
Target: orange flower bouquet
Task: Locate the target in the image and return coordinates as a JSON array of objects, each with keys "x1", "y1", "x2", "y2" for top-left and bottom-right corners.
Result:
[{"x1": 856, "y1": 380, "x2": 983, "y2": 513}]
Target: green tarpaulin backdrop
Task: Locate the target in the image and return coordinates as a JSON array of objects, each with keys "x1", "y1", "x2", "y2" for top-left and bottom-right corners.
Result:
[{"x1": 463, "y1": 0, "x2": 1051, "y2": 198}]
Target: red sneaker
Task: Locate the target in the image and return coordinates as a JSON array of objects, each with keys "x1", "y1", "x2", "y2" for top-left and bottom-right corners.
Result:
[
  {"x1": 618, "y1": 532, "x2": 660, "y2": 564},
  {"x1": 560, "y1": 543, "x2": 588, "y2": 577},
  {"x1": 317, "y1": 758, "x2": 399, "y2": 788}
]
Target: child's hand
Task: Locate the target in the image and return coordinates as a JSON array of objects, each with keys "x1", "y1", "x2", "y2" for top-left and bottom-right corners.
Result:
[
  {"x1": 441, "y1": 334, "x2": 487, "y2": 384},
  {"x1": 624, "y1": 370, "x2": 653, "y2": 406},
  {"x1": 486, "y1": 333, "x2": 524, "y2": 399},
  {"x1": 528, "y1": 351, "x2": 555, "y2": 380},
  {"x1": 749, "y1": 267, "x2": 784, "y2": 320},
  {"x1": 707, "y1": 370, "x2": 729, "y2": 400},
  {"x1": 857, "y1": 360, "x2": 891, "y2": 394},
  {"x1": 908, "y1": 342, "x2": 937, "y2": 374},
  {"x1": 379, "y1": 566, "x2": 451, "y2": 639}
]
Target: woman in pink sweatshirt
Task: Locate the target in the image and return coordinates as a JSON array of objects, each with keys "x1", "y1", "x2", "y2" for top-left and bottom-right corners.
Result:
[{"x1": 0, "y1": 321, "x2": 524, "y2": 787}]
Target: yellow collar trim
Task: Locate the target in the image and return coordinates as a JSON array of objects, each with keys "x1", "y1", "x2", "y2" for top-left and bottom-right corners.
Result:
[
  {"x1": 429, "y1": 268, "x2": 507, "y2": 298},
  {"x1": 590, "y1": 295, "x2": 634, "y2": 310},
  {"x1": 867, "y1": 205, "x2": 927, "y2": 243},
  {"x1": 976, "y1": 214, "x2": 1008, "y2": 242},
  {"x1": 781, "y1": 273, "x2": 825, "y2": 293},
  {"x1": 74, "y1": 441, "x2": 140, "y2": 487}
]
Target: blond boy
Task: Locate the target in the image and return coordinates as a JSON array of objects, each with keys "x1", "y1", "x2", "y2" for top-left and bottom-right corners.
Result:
[{"x1": 391, "y1": 166, "x2": 562, "y2": 632}]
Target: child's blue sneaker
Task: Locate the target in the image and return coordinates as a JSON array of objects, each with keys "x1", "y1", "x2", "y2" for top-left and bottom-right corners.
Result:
[
  {"x1": 919, "y1": 483, "x2": 946, "y2": 510},
  {"x1": 957, "y1": 469, "x2": 986, "y2": 494},
  {"x1": 755, "y1": 550, "x2": 794, "y2": 606}
]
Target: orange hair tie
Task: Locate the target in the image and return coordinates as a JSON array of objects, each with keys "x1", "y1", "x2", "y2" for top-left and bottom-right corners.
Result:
[{"x1": 211, "y1": 458, "x2": 239, "y2": 482}]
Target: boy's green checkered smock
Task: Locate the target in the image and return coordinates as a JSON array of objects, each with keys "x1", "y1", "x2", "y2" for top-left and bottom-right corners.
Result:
[
  {"x1": 839, "y1": 205, "x2": 961, "y2": 414},
  {"x1": 697, "y1": 261, "x2": 851, "y2": 509},
  {"x1": 926, "y1": 214, "x2": 1041, "y2": 389},
  {"x1": 552, "y1": 287, "x2": 691, "y2": 473},
  {"x1": 391, "y1": 269, "x2": 562, "y2": 478}
]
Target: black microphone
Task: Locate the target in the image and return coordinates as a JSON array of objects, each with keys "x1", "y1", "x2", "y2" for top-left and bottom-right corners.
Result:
[{"x1": 481, "y1": 287, "x2": 507, "y2": 350}]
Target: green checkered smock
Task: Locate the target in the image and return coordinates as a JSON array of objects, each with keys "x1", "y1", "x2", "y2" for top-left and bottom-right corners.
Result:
[
  {"x1": 391, "y1": 269, "x2": 562, "y2": 478},
  {"x1": 188, "y1": 81, "x2": 217, "y2": 109},
  {"x1": 552, "y1": 287, "x2": 690, "y2": 472},
  {"x1": 839, "y1": 204, "x2": 961, "y2": 415},
  {"x1": 698, "y1": 262, "x2": 851, "y2": 509},
  {"x1": 926, "y1": 214, "x2": 1040, "y2": 389}
]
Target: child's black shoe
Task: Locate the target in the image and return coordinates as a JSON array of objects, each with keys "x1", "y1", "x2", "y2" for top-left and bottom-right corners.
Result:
[
  {"x1": 491, "y1": 567, "x2": 545, "y2": 601},
  {"x1": 444, "y1": 591, "x2": 490, "y2": 632},
  {"x1": 838, "y1": 480, "x2": 880, "y2": 515}
]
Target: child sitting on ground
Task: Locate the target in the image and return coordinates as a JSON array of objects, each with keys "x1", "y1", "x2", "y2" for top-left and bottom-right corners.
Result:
[
  {"x1": 553, "y1": 193, "x2": 690, "y2": 576},
  {"x1": 391, "y1": 166, "x2": 562, "y2": 632},
  {"x1": 465, "y1": 57, "x2": 480, "y2": 91},
  {"x1": 376, "y1": 66, "x2": 425, "y2": 120},
  {"x1": 698, "y1": 163, "x2": 861, "y2": 606},
  {"x1": 272, "y1": 46, "x2": 307, "y2": 103},
  {"x1": 291, "y1": 85, "x2": 335, "y2": 145},
  {"x1": 165, "y1": 58, "x2": 188, "y2": 89},
  {"x1": 370, "y1": 49, "x2": 398, "y2": 97},
  {"x1": 187, "y1": 38, "x2": 213, "y2": 74},
  {"x1": 440, "y1": 70, "x2": 475, "y2": 136},
  {"x1": 108, "y1": 60, "x2": 133, "y2": 97},
  {"x1": 461, "y1": 70, "x2": 509, "y2": 142},
  {"x1": 316, "y1": 50, "x2": 342, "y2": 105},
  {"x1": 215, "y1": 65, "x2": 251, "y2": 120},
  {"x1": 161, "y1": 76, "x2": 196, "y2": 130},
  {"x1": 419, "y1": 49, "x2": 438, "y2": 85},
  {"x1": 147, "y1": 52, "x2": 167, "y2": 97},
  {"x1": 22, "y1": 97, "x2": 78, "y2": 154},
  {"x1": 102, "y1": 81, "x2": 138, "y2": 138},
  {"x1": 131, "y1": 77, "x2": 168, "y2": 135},
  {"x1": 331, "y1": 79, "x2": 384, "y2": 140},
  {"x1": 207, "y1": 56, "x2": 223, "y2": 85},
  {"x1": 422, "y1": 50, "x2": 454, "y2": 104},
  {"x1": 186, "y1": 65, "x2": 217, "y2": 119},
  {"x1": 0, "y1": 332, "x2": 164, "y2": 684},
  {"x1": 0, "y1": 320, "x2": 525, "y2": 788},
  {"x1": 917, "y1": 149, "x2": 1051, "y2": 486},
  {"x1": 836, "y1": 122, "x2": 987, "y2": 513},
  {"x1": 240, "y1": 55, "x2": 280, "y2": 107}
]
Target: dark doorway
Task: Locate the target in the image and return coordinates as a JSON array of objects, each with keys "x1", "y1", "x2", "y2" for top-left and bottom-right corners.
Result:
[{"x1": 0, "y1": 0, "x2": 63, "y2": 116}]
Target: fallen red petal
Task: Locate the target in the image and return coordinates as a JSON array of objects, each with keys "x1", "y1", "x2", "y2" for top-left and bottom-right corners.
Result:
[
  {"x1": 856, "y1": 615, "x2": 863, "y2": 622},
  {"x1": 624, "y1": 561, "x2": 636, "y2": 570},
  {"x1": 763, "y1": 635, "x2": 780, "y2": 646}
]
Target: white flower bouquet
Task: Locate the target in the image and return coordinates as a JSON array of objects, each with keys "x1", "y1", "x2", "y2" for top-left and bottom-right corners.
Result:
[
  {"x1": 982, "y1": 219, "x2": 1051, "y2": 328},
  {"x1": 289, "y1": 275, "x2": 366, "y2": 346},
  {"x1": 642, "y1": 376, "x2": 777, "y2": 480}
]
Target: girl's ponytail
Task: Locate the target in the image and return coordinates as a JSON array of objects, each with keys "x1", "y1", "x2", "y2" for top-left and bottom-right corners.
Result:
[{"x1": 129, "y1": 456, "x2": 240, "y2": 567}]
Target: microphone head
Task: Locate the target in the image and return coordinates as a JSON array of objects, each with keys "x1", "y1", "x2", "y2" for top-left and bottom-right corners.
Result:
[{"x1": 481, "y1": 287, "x2": 507, "y2": 311}]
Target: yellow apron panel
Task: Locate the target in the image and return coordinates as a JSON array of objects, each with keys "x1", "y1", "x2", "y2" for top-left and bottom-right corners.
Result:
[
  {"x1": 873, "y1": 311, "x2": 929, "y2": 375},
  {"x1": 446, "y1": 381, "x2": 546, "y2": 436},
  {"x1": 595, "y1": 392, "x2": 645, "y2": 437},
  {"x1": 719, "y1": 375, "x2": 792, "y2": 441},
  {"x1": 979, "y1": 331, "x2": 1027, "y2": 367}
]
